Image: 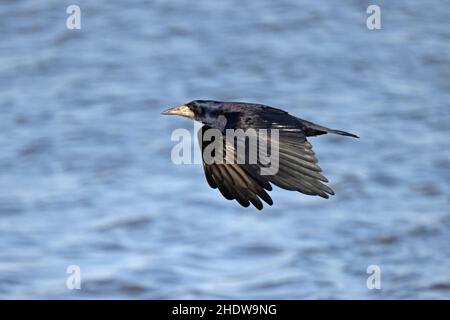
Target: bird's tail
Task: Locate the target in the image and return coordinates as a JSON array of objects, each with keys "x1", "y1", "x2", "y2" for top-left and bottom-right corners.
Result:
[{"x1": 301, "y1": 120, "x2": 359, "y2": 138}]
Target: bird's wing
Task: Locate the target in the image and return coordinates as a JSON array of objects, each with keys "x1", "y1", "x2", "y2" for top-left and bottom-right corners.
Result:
[
  {"x1": 254, "y1": 129, "x2": 336, "y2": 199},
  {"x1": 198, "y1": 125, "x2": 273, "y2": 210},
  {"x1": 198, "y1": 107, "x2": 338, "y2": 209},
  {"x1": 226, "y1": 107, "x2": 336, "y2": 199}
]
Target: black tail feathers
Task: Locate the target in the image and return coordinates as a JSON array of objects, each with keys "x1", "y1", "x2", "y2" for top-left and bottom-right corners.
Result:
[{"x1": 301, "y1": 120, "x2": 359, "y2": 138}]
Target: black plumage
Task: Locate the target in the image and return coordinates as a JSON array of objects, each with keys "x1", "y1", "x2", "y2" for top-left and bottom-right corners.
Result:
[{"x1": 162, "y1": 100, "x2": 358, "y2": 210}]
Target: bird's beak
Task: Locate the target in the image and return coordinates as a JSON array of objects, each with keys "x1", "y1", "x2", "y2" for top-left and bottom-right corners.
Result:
[{"x1": 161, "y1": 105, "x2": 195, "y2": 119}]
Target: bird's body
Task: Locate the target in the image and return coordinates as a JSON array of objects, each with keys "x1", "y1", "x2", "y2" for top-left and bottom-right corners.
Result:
[{"x1": 162, "y1": 100, "x2": 358, "y2": 210}]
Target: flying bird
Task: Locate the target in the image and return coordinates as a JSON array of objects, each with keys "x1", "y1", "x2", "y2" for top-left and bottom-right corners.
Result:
[{"x1": 162, "y1": 100, "x2": 358, "y2": 210}]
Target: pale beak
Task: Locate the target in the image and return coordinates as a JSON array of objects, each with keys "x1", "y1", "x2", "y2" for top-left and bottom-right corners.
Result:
[{"x1": 161, "y1": 105, "x2": 195, "y2": 119}]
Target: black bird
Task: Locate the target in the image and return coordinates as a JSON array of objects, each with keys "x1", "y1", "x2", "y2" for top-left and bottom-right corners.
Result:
[{"x1": 162, "y1": 100, "x2": 358, "y2": 210}]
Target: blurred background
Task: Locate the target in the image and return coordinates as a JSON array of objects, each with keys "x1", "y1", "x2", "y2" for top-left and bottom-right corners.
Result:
[{"x1": 0, "y1": 0, "x2": 449, "y2": 299}]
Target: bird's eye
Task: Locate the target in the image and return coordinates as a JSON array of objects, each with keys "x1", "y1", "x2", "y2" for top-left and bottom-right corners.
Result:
[{"x1": 197, "y1": 107, "x2": 205, "y2": 116}]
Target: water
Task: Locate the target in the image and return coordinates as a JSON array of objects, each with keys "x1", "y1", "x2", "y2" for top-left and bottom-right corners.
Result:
[{"x1": 0, "y1": 0, "x2": 449, "y2": 299}]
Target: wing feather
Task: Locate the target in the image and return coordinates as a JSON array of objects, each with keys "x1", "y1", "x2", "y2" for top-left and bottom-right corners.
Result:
[
  {"x1": 199, "y1": 126, "x2": 272, "y2": 210},
  {"x1": 197, "y1": 105, "x2": 339, "y2": 209}
]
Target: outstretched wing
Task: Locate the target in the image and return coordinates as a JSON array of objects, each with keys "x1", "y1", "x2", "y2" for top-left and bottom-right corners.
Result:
[
  {"x1": 198, "y1": 104, "x2": 346, "y2": 209},
  {"x1": 224, "y1": 105, "x2": 337, "y2": 198},
  {"x1": 256, "y1": 129, "x2": 335, "y2": 199},
  {"x1": 198, "y1": 126, "x2": 273, "y2": 210}
]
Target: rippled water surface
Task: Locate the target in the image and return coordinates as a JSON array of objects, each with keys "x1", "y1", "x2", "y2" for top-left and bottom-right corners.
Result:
[{"x1": 0, "y1": 0, "x2": 449, "y2": 299}]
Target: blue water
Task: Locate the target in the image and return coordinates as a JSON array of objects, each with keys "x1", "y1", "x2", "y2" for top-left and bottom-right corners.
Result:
[{"x1": 0, "y1": 0, "x2": 449, "y2": 299}]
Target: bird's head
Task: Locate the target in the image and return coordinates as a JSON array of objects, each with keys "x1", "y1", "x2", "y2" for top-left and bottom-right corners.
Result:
[{"x1": 161, "y1": 100, "x2": 222, "y2": 124}]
